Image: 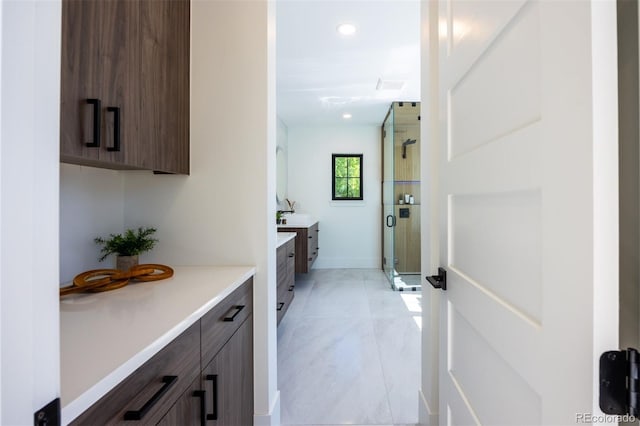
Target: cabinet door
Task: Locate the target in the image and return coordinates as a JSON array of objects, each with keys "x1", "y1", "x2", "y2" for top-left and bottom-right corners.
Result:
[
  {"x1": 157, "y1": 376, "x2": 206, "y2": 426},
  {"x1": 60, "y1": 0, "x2": 142, "y2": 168},
  {"x1": 203, "y1": 317, "x2": 254, "y2": 426},
  {"x1": 140, "y1": 0, "x2": 190, "y2": 174}
]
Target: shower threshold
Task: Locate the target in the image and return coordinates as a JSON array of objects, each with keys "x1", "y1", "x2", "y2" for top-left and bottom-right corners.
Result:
[{"x1": 390, "y1": 273, "x2": 422, "y2": 292}]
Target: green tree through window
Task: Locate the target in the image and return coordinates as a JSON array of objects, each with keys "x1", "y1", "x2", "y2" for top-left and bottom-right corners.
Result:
[{"x1": 332, "y1": 154, "x2": 363, "y2": 200}]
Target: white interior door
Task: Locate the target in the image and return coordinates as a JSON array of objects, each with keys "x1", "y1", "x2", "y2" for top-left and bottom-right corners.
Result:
[{"x1": 434, "y1": 0, "x2": 619, "y2": 424}]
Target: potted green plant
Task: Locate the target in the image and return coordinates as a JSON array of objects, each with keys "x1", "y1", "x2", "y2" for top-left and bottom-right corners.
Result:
[
  {"x1": 95, "y1": 227, "x2": 158, "y2": 271},
  {"x1": 276, "y1": 211, "x2": 283, "y2": 225}
]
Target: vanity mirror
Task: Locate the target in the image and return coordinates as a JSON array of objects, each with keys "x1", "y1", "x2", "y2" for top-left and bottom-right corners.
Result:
[{"x1": 276, "y1": 146, "x2": 287, "y2": 203}]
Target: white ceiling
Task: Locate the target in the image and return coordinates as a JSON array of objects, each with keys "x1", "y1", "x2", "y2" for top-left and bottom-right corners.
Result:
[{"x1": 276, "y1": 1, "x2": 421, "y2": 127}]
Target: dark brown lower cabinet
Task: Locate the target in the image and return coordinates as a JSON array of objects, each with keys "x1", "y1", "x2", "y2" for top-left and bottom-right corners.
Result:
[
  {"x1": 157, "y1": 377, "x2": 204, "y2": 426},
  {"x1": 276, "y1": 238, "x2": 295, "y2": 325},
  {"x1": 159, "y1": 317, "x2": 253, "y2": 426},
  {"x1": 277, "y1": 222, "x2": 319, "y2": 273},
  {"x1": 70, "y1": 278, "x2": 253, "y2": 426},
  {"x1": 202, "y1": 318, "x2": 254, "y2": 426}
]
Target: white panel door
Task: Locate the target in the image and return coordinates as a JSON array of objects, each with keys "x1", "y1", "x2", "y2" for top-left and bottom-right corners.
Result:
[{"x1": 435, "y1": 0, "x2": 619, "y2": 424}]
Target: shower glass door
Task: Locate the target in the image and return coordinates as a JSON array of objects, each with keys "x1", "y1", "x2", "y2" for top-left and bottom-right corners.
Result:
[{"x1": 382, "y1": 107, "x2": 395, "y2": 284}]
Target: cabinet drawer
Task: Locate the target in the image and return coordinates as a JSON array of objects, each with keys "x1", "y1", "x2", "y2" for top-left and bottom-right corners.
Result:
[
  {"x1": 71, "y1": 322, "x2": 200, "y2": 425},
  {"x1": 201, "y1": 278, "x2": 253, "y2": 367}
]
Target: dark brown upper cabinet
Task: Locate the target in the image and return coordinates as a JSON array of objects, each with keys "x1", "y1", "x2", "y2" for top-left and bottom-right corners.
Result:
[{"x1": 60, "y1": 0, "x2": 190, "y2": 174}]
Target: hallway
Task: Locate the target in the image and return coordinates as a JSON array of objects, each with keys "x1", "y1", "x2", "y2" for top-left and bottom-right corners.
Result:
[{"x1": 278, "y1": 269, "x2": 422, "y2": 426}]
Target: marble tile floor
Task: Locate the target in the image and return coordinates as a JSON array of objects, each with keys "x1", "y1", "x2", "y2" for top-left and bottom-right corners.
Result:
[{"x1": 278, "y1": 268, "x2": 422, "y2": 426}]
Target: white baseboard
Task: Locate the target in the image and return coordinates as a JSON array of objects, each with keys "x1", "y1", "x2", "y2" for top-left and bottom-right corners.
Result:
[
  {"x1": 418, "y1": 389, "x2": 438, "y2": 426},
  {"x1": 253, "y1": 390, "x2": 281, "y2": 426}
]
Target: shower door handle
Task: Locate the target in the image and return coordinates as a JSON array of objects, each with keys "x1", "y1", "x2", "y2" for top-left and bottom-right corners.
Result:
[{"x1": 386, "y1": 215, "x2": 396, "y2": 227}]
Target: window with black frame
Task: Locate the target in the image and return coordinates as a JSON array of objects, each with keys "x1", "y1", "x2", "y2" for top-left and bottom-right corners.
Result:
[{"x1": 332, "y1": 154, "x2": 363, "y2": 200}]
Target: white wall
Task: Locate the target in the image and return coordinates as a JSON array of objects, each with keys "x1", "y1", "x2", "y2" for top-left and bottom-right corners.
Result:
[
  {"x1": 123, "y1": 1, "x2": 279, "y2": 424},
  {"x1": 59, "y1": 164, "x2": 124, "y2": 283},
  {"x1": 288, "y1": 125, "x2": 381, "y2": 269},
  {"x1": 276, "y1": 116, "x2": 289, "y2": 210},
  {"x1": 0, "y1": 0, "x2": 61, "y2": 423}
]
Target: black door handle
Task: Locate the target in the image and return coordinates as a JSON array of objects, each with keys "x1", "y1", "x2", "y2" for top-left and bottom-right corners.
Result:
[
  {"x1": 85, "y1": 98, "x2": 101, "y2": 147},
  {"x1": 205, "y1": 375, "x2": 218, "y2": 420},
  {"x1": 386, "y1": 215, "x2": 395, "y2": 227},
  {"x1": 222, "y1": 305, "x2": 245, "y2": 322},
  {"x1": 426, "y1": 267, "x2": 447, "y2": 290},
  {"x1": 192, "y1": 390, "x2": 206, "y2": 426},
  {"x1": 107, "y1": 106, "x2": 120, "y2": 152},
  {"x1": 277, "y1": 302, "x2": 285, "y2": 311},
  {"x1": 124, "y1": 375, "x2": 177, "y2": 420}
]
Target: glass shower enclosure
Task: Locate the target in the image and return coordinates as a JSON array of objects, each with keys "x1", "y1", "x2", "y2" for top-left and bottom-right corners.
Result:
[{"x1": 382, "y1": 102, "x2": 421, "y2": 291}]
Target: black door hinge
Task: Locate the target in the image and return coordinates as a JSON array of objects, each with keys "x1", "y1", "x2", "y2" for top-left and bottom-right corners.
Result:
[
  {"x1": 34, "y1": 398, "x2": 60, "y2": 426},
  {"x1": 600, "y1": 348, "x2": 639, "y2": 416}
]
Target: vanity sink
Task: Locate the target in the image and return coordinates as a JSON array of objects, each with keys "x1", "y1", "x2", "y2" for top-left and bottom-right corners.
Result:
[{"x1": 280, "y1": 213, "x2": 316, "y2": 227}]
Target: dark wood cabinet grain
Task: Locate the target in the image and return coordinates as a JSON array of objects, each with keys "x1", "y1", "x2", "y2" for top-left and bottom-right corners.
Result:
[
  {"x1": 203, "y1": 317, "x2": 254, "y2": 426},
  {"x1": 157, "y1": 377, "x2": 204, "y2": 426},
  {"x1": 201, "y1": 279, "x2": 253, "y2": 367},
  {"x1": 140, "y1": 0, "x2": 190, "y2": 173},
  {"x1": 276, "y1": 238, "x2": 295, "y2": 325},
  {"x1": 278, "y1": 223, "x2": 320, "y2": 273},
  {"x1": 60, "y1": 0, "x2": 189, "y2": 174}
]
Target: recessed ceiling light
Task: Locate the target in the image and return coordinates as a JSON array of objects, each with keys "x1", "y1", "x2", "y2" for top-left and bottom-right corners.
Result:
[
  {"x1": 337, "y1": 23, "x2": 357, "y2": 36},
  {"x1": 342, "y1": 113, "x2": 352, "y2": 119}
]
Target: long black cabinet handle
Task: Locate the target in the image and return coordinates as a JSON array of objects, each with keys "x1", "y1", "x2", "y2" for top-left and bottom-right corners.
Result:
[
  {"x1": 222, "y1": 305, "x2": 245, "y2": 322},
  {"x1": 192, "y1": 390, "x2": 206, "y2": 426},
  {"x1": 205, "y1": 375, "x2": 218, "y2": 420},
  {"x1": 277, "y1": 302, "x2": 285, "y2": 311},
  {"x1": 124, "y1": 375, "x2": 177, "y2": 420},
  {"x1": 107, "y1": 106, "x2": 121, "y2": 152},
  {"x1": 288, "y1": 285, "x2": 294, "y2": 292},
  {"x1": 85, "y1": 98, "x2": 101, "y2": 147}
]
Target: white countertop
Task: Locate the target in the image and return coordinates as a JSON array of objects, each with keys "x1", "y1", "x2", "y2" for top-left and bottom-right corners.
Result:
[
  {"x1": 277, "y1": 232, "x2": 296, "y2": 248},
  {"x1": 60, "y1": 265, "x2": 256, "y2": 425}
]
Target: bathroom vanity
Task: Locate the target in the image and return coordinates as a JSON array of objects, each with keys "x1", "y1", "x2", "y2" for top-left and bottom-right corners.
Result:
[
  {"x1": 278, "y1": 219, "x2": 319, "y2": 273},
  {"x1": 276, "y1": 232, "x2": 296, "y2": 324}
]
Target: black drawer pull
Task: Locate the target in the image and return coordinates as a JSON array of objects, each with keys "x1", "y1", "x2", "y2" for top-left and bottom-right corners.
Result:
[
  {"x1": 192, "y1": 390, "x2": 206, "y2": 426},
  {"x1": 205, "y1": 375, "x2": 218, "y2": 420},
  {"x1": 308, "y1": 257, "x2": 312, "y2": 261},
  {"x1": 277, "y1": 302, "x2": 285, "y2": 311},
  {"x1": 222, "y1": 305, "x2": 245, "y2": 322},
  {"x1": 288, "y1": 253, "x2": 295, "y2": 258},
  {"x1": 107, "y1": 106, "x2": 120, "y2": 152},
  {"x1": 123, "y1": 375, "x2": 177, "y2": 420},
  {"x1": 85, "y1": 98, "x2": 101, "y2": 148},
  {"x1": 308, "y1": 236, "x2": 313, "y2": 239},
  {"x1": 288, "y1": 285, "x2": 294, "y2": 292}
]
